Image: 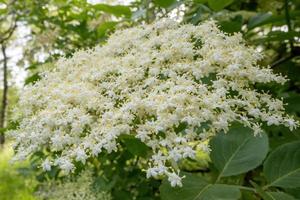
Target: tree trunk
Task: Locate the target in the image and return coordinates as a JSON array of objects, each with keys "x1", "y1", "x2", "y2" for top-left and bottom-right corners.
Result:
[{"x1": 0, "y1": 44, "x2": 8, "y2": 145}]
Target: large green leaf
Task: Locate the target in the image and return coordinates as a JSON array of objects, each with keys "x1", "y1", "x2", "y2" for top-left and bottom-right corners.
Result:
[
  {"x1": 276, "y1": 61, "x2": 300, "y2": 82},
  {"x1": 194, "y1": 0, "x2": 207, "y2": 3},
  {"x1": 97, "y1": 21, "x2": 118, "y2": 37},
  {"x1": 253, "y1": 31, "x2": 300, "y2": 43},
  {"x1": 25, "y1": 73, "x2": 41, "y2": 85},
  {"x1": 207, "y1": 0, "x2": 234, "y2": 11},
  {"x1": 153, "y1": 0, "x2": 176, "y2": 8},
  {"x1": 250, "y1": 181, "x2": 274, "y2": 200},
  {"x1": 251, "y1": 182, "x2": 297, "y2": 200},
  {"x1": 121, "y1": 135, "x2": 150, "y2": 157},
  {"x1": 286, "y1": 188, "x2": 300, "y2": 199},
  {"x1": 160, "y1": 173, "x2": 241, "y2": 200},
  {"x1": 210, "y1": 125, "x2": 269, "y2": 177},
  {"x1": 264, "y1": 141, "x2": 300, "y2": 188},
  {"x1": 248, "y1": 13, "x2": 272, "y2": 30},
  {"x1": 266, "y1": 192, "x2": 296, "y2": 200},
  {"x1": 247, "y1": 11, "x2": 300, "y2": 30},
  {"x1": 92, "y1": 4, "x2": 131, "y2": 17},
  {"x1": 219, "y1": 15, "x2": 243, "y2": 33}
]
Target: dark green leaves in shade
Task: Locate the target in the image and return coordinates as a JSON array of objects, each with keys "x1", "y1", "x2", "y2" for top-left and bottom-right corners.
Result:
[
  {"x1": 121, "y1": 135, "x2": 150, "y2": 157},
  {"x1": 219, "y1": 15, "x2": 243, "y2": 33},
  {"x1": 263, "y1": 141, "x2": 300, "y2": 188},
  {"x1": 210, "y1": 125, "x2": 269, "y2": 178},
  {"x1": 248, "y1": 11, "x2": 300, "y2": 30},
  {"x1": 25, "y1": 73, "x2": 41, "y2": 85},
  {"x1": 266, "y1": 192, "x2": 296, "y2": 200},
  {"x1": 153, "y1": 0, "x2": 176, "y2": 8},
  {"x1": 208, "y1": 0, "x2": 234, "y2": 11},
  {"x1": 160, "y1": 173, "x2": 241, "y2": 200},
  {"x1": 248, "y1": 13, "x2": 273, "y2": 30}
]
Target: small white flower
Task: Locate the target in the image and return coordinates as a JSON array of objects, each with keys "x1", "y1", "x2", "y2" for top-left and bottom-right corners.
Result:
[
  {"x1": 285, "y1": 118, "x2": 298, "y2": 131},
  {"x1": 169, "y1": 149, "x2": 182, "y2": 162},
  {"x1": 182, "y1": 146, "x2": 195, "y2": 159},
  {"x1": 249, "y1": 108, "x2": 261, "y2": 118},
  {"x1": 197, "y1": 143, "x2": 211, "y2": 153},
  {"x1": 55, "y1": 158, "x2": 74, "y2": 173},
  {"x1": 267, "y1": 116, "x2": 280, "y2": 126},
  {"x1": 42, "y1": 159, "x2": 52, "y2": 171},
  {"x1": 74, "y1": 147, "x2": 88, "y2": 164},
  {"x1": 146, "y1": 168, "x2": 158, "y2": 178},
  {"x1": 167, "y1": 172, "x2": 182, "y2": 187}
]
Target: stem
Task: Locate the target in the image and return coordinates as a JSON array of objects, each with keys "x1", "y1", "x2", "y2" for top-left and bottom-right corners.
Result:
[
  {"x1": 271, "y1": 54, "x2": 294, "y2": 68},
  {"x1": 262, "y1": 184, "x2": 270, "y2": 190},
  {"x1": 134, "y1": 156, "x2": 140, "y2": 166},
  {"x1": 0, "y1": 44, "x2": 8, "y2": 145},
  {"x1": 284, "y1": 0, "x2": 294, "y2": 51},
  {"x1": 271, "y1": 0, "x2": 296, "y2": 69},
  {"x1": 215, "y1": 173, "x2": 222, "y2": 183},
  {"x1": 235, "y1": 185, "x2": 256, "y2": 192}
]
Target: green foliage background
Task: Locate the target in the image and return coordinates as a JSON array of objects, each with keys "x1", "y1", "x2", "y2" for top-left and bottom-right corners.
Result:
[{"x1": 0, "y1": 0, "x2": 299, "y2": 199}]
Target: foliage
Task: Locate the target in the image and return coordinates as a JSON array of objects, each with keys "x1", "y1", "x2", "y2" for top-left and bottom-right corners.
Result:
[
  {"x1": 1, "y1": 0, "x2": 300, "y2": 199},
  {"x1": 10, "y1": 18, "x2": 297, "y2": 190},
  {"x1": 0, "y1": 142, "x2": 37, "y2": 200},
  {"x1": 160, "y1": 126, "x2": 300, "y2": 200},
  {"x1": 37, "y1": 170, "x2": 112, "y2": 200}
]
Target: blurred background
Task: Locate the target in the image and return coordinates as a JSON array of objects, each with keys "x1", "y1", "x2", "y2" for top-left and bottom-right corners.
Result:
[{"x1": 0, "y1": 0, "x2": 299, "y2": 199}]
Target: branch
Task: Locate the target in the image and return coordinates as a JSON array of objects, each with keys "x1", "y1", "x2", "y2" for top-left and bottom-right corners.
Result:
[
  {"x1": 0, "y1": 0, "x2": 18, "y2": 23},
  {"x1": 284, "y1": 0, "x2": 294, "y2": 51},
  {"x1": 270, "y1": 54, "x2": 294, "y2": 68},
  {"x1": 271, "y1": 46, "x2": 300, "y2": 68},
  {"x1": 0, "y1": 44, "x2": 8, "y2": 145},
  {"x1": 0, "y1": 0, "x2": 18, "y2": 43},
  {"x1": 0, "y1": 20, "x2": 17, "y2": 44}
]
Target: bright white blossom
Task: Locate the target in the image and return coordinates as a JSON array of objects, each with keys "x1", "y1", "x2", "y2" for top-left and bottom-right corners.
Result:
[
  {"x1": 42, "y1": 158, "x2": 52, "y2": 171},
  {"x1": 167, "y1": 172, "x2": 183, "y2": 187},
  {"x1": 10, "y1": 19, "x2": 298, "y2": 187}
]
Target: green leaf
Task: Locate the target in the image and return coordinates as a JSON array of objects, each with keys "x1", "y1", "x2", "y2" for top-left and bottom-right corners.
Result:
[
  {"x1": 276, "y1": 61, "x2": 300, "y2": 82},
  {"x1": 25, "y1": 62, "x2": 39, "y2": 70},
  {"x1": 247, "y1": 11, "x2": 300, "y2": 30},
  {"x1": 253, "y1": 31, "x2": 300, "y2": 43},
  {"x1": 210, "y1": 124, "x2": 269, "y2": 177},
  {"x1": 153, "y1": 0, "x2": 176, "y2": 8},
  {"x1": 160, "y1": 173, "x2": 241, "y2": 200},
  {"x1": 248, "y1": 12, "x2": 272, "y2": 30},
  {"x1": 97, "y1": 21, "x2": 118, "y2": 37},
  {"x1": 266, "y1": 192, "x2": 296, "y2": 200},
  {"x1": 121, "y1": 135, "x2": 150, "y2": 157},
  {"x1": 194, "y1": 0, "x2": 207, "y2": 3},
  {"x1": 25, "y1": 73, "x2": 41, "y2": 85},
  {"x1": 250, "y1": 181, "x2": 273, "y2": 200},
  {"x1": 92, "y1": 4, "x2": 131, "y2": 17},
  {"x1": 207, "y1": 0, "x2": 234, "y2": 11},
  {"x1": 265, "y1": 125, "x2": 300, "y2": 149},
  {"x1": 219, "y1": 15, "x2": 243, "y2": 33},
  {"x1": 264, "y1": 141, "x2": 300, "y2": 188},
  {"x1": 251, "y1": 183, "x2": 297, "y2": 200},
  {"x1": 285, "y1": 188, "x2": 300, "y2": 199}
]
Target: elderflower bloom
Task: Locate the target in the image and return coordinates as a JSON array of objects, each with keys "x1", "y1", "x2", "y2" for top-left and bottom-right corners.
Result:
[
  {"x1": 167, "y1": 172, "x2": 183, "y2": 187},
  {"x1": 37, "y1": 170, "x2": 112, "y2": 200},
  {"x1": 42, "y1": 158, "x2": 52, "y2": 171},
  {"x1": 10, "y1": 19, "x2": 298, "y2": 187}
]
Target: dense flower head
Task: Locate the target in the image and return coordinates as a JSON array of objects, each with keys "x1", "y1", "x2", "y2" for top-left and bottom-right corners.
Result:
[{"x1": 10, "y1": 19, "x2": 298, "y2": 187}]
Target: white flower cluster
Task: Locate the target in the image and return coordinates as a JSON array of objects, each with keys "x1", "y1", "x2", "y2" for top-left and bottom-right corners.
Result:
[
  {"x1": 11, "y1": 19, "x2": 297, "y2": 187},
  {"x1": 37, "y1": 170, "x2": 112, "y2": 200}
]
